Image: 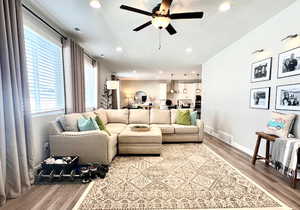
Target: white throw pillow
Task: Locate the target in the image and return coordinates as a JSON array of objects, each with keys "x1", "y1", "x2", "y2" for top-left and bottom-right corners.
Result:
[
  {"x1": 265, "y1": 112, "x2": 296, "y2": 138},
  {"x1": 58, "y1": 113, "x2": 83, "y2": 132}
]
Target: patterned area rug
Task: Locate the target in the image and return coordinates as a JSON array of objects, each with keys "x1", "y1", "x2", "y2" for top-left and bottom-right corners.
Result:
[{"x1": 74, "y1": 144, "x2": 289, "y2": 210}]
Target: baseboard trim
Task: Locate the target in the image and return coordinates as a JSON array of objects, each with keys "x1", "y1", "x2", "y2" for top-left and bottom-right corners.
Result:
[{"x1": 205, "y1": 126, "x2": 253, "y2": 156}]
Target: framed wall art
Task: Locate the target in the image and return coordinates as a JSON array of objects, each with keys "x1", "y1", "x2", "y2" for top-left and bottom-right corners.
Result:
[
  {"x1": 250, "y1": 87, "x2": 270, "y2": 110},
  {"x1": 251, "y1": 57, "x2": 272, "y2": 83},
  {"x1": 275, "y1": 83, "x2": 300, "y2": 111},
  {"x1": 278, "y1": 47, "x2": 300, "y2": 79}
]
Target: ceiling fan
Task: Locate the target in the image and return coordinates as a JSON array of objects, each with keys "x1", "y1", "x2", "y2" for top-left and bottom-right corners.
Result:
[{"x1": 120, "y1": 0, "x2": 204, "y2": 35}]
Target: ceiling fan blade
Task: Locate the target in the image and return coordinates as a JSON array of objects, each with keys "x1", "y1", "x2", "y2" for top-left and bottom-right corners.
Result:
[
  {"x1": 120, "y1": 5, "x2": 152, "y2": 16},
  {"x1": 133, "y1": 21, "x2": 152, "y2": 31},
  {"x1": 159, "y1": 0, "x2": 173, "y2": 15},
  {"x1": 170, "y1": 12, "x2": 204, "y2": 19},
  {"x1": 166, "y1": 24, "x2": 177, "y2": 35}
]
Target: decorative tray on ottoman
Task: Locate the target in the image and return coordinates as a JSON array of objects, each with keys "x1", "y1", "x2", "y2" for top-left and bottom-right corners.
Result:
[{"x1": 131, "y1": 125, "x2": 150, "y2": 132}]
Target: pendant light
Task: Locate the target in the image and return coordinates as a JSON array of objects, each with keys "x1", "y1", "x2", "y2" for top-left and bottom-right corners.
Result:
[
  {"x1": 183, "y1": 74, "x2": 187, "y2": 94},
  {"x1": 169, "y1": 73, "x2": 177, "y2": 94},
  {"x1": 196, "y1": 73, "x2": 201, "y2": 94}
]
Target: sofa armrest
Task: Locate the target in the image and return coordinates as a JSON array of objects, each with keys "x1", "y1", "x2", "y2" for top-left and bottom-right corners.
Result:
[
  {"x1": 49, "y1": 121, "x2": 63, "y2": 135},
  {"x1": 49, "y1": 130, "x2": 112, "y2": 164},
  {"x1": 197, "y1": 119, "x2": 204, "y2": 142}
]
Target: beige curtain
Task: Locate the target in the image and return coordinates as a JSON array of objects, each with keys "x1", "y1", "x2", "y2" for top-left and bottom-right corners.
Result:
[
  {"x1": 70, "y1": 40, "x2": 85, "y2": 113},
  {"x1": 0, "y1": 0, "x2": 33, "y2": 206}
]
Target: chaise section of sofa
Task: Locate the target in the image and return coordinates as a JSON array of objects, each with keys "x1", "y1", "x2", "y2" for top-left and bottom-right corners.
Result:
[{"x1": 49, "y1": 116, "x2": 117, "y2": 164}]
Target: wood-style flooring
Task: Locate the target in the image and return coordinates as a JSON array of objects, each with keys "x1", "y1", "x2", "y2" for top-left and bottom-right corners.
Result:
[{"x1": 2, "y1": 134, "x2": 300, "y2": 210}]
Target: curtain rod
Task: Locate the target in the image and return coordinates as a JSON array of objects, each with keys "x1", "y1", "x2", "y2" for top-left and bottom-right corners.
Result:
[
  {"x1": 22, "y1": 4, "x2": 67, "y2": 40},
  {"x1": 84, "y1": 52, "x2": 97, "y2": 63},
  {"x1": 22, "y1": 4, "x2": 97, "y2": 62}
]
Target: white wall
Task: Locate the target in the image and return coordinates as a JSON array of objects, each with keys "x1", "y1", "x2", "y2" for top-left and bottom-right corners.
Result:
[
  {"x1": 202, "y1": 1, "x2": 300, "y2": 155},
  {"x1": 31, "y1": 112, "x2": 63, "y2": 169}
]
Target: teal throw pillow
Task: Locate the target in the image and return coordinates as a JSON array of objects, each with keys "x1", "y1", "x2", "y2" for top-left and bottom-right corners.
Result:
[
  {"x1": 78, "y1": 117, "x2": 99, "y2": 131},
  {"x1": 190, "y1": 111, "x2": 197, "y2": 126}
]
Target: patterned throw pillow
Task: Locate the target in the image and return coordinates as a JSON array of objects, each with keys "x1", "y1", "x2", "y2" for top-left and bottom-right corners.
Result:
[
  {"x1": 175, "y1": 110, "x2": 192, "y2": 126},
  {"x1": 95, "y1": 116, "x2": 111, "y2": 136},
  {"x1": 78, "y1": 117, "x2": 99, "y2": 132},
  {"x1": 265, "y1": 112, "x2": 296, "y2": 138}
]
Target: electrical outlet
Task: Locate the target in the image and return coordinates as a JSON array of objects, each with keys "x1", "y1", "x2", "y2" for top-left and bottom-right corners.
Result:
[{"x1": 44, "y1": 142, "x2": 50, "y2": 155}]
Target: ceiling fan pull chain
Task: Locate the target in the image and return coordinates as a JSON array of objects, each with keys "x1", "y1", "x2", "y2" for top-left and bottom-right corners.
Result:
[{"x1": 158, "y1": 30, "x2": 162, "y2": 50}]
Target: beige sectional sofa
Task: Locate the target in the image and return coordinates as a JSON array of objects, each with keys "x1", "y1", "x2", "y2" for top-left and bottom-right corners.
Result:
[{"x1": 49, "y1": 109, "x2": 204, "y2": 164}]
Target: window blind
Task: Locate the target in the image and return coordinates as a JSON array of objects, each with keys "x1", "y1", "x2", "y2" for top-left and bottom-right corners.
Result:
[{"x1": 24, "y1": 26, "x2": 65, "y2": 114}]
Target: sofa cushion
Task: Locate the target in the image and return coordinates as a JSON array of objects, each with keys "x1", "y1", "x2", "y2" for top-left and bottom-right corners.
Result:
[
  {"x1": 106, "y1": 109, "x2": 129, "y2": 124},
  {"x1": 150, "y1": 109, "x2": 170, "y2": 124},
  {"x1": 151, "y1": 124, "x2": 174, "y2": 134},
  {"x1": 106, "y1": 123, "x2": 127, "y2": 134},
  {"x1": 94, "y1": 109, "x2": 108, "y2": 125},
  {"x1": 173, "y1": 124, "x2": 199, "y2": 134},
  {"x1": 58, "y1": 113, "x2": 82, "y2": 132},
  {"x1": 171, "y1": 109, "x2": 193, "y2": 124},
  {"x1": 129, "y1": 109, "x2": 150, "y2": 124}
]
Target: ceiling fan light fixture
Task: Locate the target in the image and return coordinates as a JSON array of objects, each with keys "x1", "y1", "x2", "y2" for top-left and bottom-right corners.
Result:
[
  {"x1": 219, "y1": 2, "x2": 231, "y2": 12},
  {"x1": 152, "y1": 16, "x2": 171, "y2": 29},
  {"x1": 90, "y1": 0, "x2": 101, "y2": 9}
]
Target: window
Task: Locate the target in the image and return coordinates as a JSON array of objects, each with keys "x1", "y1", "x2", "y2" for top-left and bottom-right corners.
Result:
[
  {"x1": 24, "y1": 26, "x2": 65, "y2": 114},
  {"x1": 84, "y1": 56, "x2": 98, "y2": 110}
]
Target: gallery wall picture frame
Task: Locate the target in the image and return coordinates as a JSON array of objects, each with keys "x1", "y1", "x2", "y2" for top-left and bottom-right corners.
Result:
[
  {"x1": 278, "y1": 46, "x2": 300, "y2": 79},
  {"x1": 275, "y1": 83, "x2": 300, "y2": 111},
  {"x1": 250, "y1": 57, "x2": 272, "y2": 83},
  {"x1": 249, "y1": 87, "x2": 271, "y2": 110}
]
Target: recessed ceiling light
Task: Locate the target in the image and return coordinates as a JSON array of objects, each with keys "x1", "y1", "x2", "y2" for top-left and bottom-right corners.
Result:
[
  {"x1": 219, "y1": 2, "x2": 231, "y2": 12},
  {"x1": 133, "y1": 70, "x2": 137, "y2": 74},
  {"x1": 159, "y1": 71, "x2": 163, "y2": 74},
  {"x1": 90, "y1": 0, "x2": 101, "y2": 9},
  {"x1": 192, "y1": 71, "x2": 196, "y2": 74},
  {"x1": 186, "y1": 48, "x2": 193, "y2": 53},
  {"x1": 116, "y1": 47, "x2": 123, "y2": 52}
]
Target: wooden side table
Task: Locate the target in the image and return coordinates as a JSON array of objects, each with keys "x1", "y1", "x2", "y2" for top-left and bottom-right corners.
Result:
[
  {"x1": 252, "y1": 132, "x2": 299, "y2": 188},
  {"x1": 252, "y1": 132, "x2": 278, "y2": 166}
]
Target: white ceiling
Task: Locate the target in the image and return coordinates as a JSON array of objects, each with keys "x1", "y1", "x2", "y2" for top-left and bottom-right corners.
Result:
[{"x1": 24, "y1": 0, "x2": 295, "y2": 80}]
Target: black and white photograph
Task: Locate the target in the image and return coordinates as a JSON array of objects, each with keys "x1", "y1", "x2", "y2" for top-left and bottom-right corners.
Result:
[
  {"x1": 250, "y1": 87, "x2": 270, "y2": 109},
  {"x1": 251, "y1": 57, "x2": 272, "y2": 82},
  {"x1": 276, "y1": 83, "x2": 300, "y2": 111},
  {"x1": 278, "y1": 47, "x2": 300, "y2": 78}
]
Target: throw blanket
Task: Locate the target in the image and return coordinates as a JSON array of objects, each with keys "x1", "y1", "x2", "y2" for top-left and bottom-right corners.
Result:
[{"x1": 271, "y1": 138, "x2": 300, "y2": 176}]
